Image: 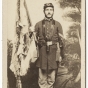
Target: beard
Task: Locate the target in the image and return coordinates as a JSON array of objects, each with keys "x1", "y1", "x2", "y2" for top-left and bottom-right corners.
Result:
[{"x1": 45, "y1": 13, "x2": 53, "y2": 18}]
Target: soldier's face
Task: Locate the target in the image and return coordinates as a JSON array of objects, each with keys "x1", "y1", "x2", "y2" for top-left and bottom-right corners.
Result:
[{"x1": 44, "y1": 7, "x2": 54, "y2": 18}]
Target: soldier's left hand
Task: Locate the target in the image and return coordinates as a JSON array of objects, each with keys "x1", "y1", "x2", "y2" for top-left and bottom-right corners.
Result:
[{"x1": 59, "y1": 56, "x2": 62, "y2": 62}]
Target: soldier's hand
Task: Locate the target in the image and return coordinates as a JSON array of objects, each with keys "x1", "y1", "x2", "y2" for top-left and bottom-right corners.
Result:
[
  {"x1": 29, "y1": 26, "x2": 35, "y2": 32},
  {"x1": 59, "y1": 56, "x2": 62, "y2": 62},
  {"x1": 31, "y1": 58, "x2": 37, "y2": 63}
]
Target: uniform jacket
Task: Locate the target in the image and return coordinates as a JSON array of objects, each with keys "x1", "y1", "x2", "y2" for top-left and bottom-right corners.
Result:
[{"x1": 35, "y1": 18, "x2": 63, "y2": 70}]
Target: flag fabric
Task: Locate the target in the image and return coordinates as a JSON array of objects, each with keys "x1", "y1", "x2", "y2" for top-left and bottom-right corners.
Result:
[
  {"x1": 10, "y1": 0, "x2": 37, "y2": 77},
  {"x1": 20, "y1": 36, "x2": 38, "y2": 76}
]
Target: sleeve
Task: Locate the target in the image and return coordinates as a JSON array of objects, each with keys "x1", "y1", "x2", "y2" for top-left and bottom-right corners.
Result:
[
  {"x1": 34, "y1": 23, "x2": 39, "y2": 40},
  {"x1": 57, "y1": 23, "x2": 63, "y2": 35},
  {"x1": 57, "y1": 23, "x2": 64, "y2": 59},
  {"x1": 57, "y1": 23, "x2": 63, "y2": 47},
  {"x1": 34, "y1": 23, "x2": 39, "y2": 37},
  {"x1": 34, "y1": 23, "x2": 39, "y2": 47}
]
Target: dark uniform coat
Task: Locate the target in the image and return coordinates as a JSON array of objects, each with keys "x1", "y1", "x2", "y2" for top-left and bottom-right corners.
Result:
[{"x1": 35, "y1": 18, "x2": 63, "y2": 70}]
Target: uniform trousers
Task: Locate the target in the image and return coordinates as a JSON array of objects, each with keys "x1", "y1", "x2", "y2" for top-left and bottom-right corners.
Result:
[{"x1": 38, "y1": 68, "x2": 56, "y2": 88}]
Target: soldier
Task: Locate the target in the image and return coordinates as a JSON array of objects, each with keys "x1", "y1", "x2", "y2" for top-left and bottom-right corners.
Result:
[{"x1": 35, "y1": 3, "x2": 63, "y2": 88}]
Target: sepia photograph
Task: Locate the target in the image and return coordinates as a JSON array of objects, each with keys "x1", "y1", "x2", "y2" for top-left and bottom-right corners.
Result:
[{"x1": 3, "y1": 0, "x2": 85, "y2": 88}]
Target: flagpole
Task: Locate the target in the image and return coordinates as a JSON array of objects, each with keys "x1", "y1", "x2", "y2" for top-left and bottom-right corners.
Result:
[{"x1": 24, "y1": 0, "x2": 32, "y2": 27}]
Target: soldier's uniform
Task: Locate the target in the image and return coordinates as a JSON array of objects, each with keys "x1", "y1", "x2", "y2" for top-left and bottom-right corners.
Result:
[{"x1": 35, "y1": 3, "x2": 63, "y2": 88}]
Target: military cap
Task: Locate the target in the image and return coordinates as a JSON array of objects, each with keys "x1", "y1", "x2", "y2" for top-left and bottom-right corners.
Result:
[{"x1": 44, "y1": 3, "x2": 54, "y2": 10}]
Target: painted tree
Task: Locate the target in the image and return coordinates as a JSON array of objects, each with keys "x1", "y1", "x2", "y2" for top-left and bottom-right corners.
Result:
[
  {"x1": 56, "y1": 0, "x2": 81, "y2": 13},
  {"x1": 56, "y1": 0, "x2": 81, "y2": 47},
  {"x1": 54, "y1": 0, "x2": 81, "y2": 87},
  {"x1": 54, "y1": 0, "x2": 81, "y2": 57}
]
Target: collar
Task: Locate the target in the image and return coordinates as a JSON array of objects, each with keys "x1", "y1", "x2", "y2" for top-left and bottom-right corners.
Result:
[{"x1": 44, "y1": 17, "x2": 53, "y2": 21}]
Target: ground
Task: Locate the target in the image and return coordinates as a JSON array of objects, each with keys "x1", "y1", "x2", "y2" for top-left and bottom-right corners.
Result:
[{"x1": 8, "y1": 61, "x2": 81, "y2": 88}]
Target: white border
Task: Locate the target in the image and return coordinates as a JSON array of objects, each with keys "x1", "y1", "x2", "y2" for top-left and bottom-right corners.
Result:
[
  {"x1": 86, "y1": 0, "x2": 88, "y2": 88},
  {"x1": 0, "y1": 0, "x2": 2, "y2": 88}
]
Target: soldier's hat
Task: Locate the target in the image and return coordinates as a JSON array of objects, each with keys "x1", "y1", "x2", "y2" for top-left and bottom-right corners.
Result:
[{"x1": 44, "y1": 3, "x2": 54, "y2": 10}]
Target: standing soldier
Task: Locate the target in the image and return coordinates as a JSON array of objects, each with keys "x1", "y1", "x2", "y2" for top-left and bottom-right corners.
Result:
[{"x1": 35, "y1": 3, "x2": 63, "y2": 88}]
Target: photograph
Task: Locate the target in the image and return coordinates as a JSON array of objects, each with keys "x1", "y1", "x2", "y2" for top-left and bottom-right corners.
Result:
[{"x1": 3, "y1": 0, "x2": 85, "y2": 88}]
